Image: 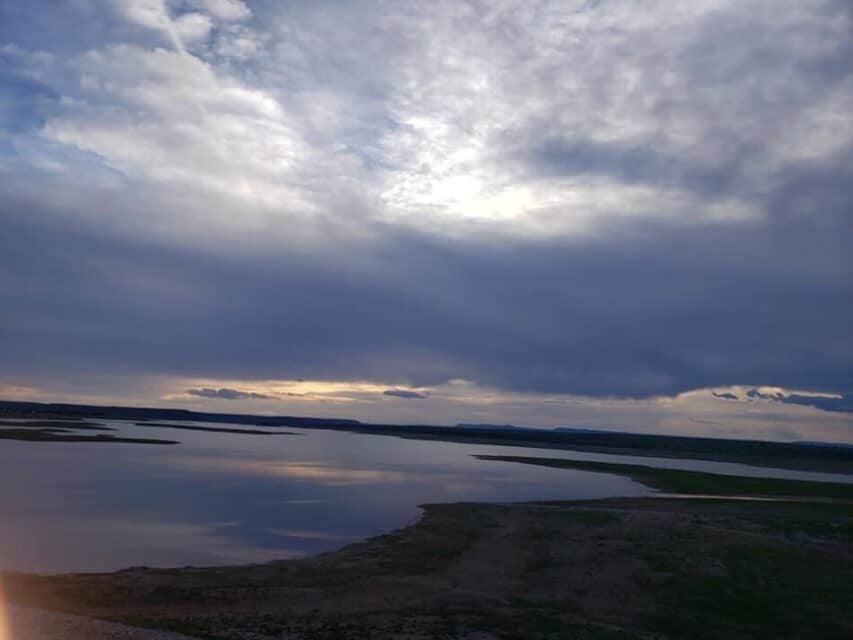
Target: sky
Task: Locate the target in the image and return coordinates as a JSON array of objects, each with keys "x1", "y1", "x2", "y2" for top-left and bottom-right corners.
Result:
[{"x1": 1, "y1": 0, "x2": 851, "y2": 442}]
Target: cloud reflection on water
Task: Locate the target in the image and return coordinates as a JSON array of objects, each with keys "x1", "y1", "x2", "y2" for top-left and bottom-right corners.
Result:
[
  {"x1": 0, "y1": 424, "x2": 649, "y2": 573},
  {"x1": 175, "y1": 457, "x2": 437, "y2": 486},
  {"x1": 265, "y1": 528, "x2": 359, "y2": 542},
  {"x1": 0, "y1": 515, "x2": 303, "y2": 574}
]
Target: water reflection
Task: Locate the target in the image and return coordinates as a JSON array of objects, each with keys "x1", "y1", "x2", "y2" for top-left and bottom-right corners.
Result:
[
  {"x1": 176, "y1": 458, "x2": 413, "y2": 485},
  {"x1": 0, "y1": 420, "x2": 847, "y2": 574},
  {"x1": 266, "y1": 528, "x2": 360, "y2": 542}
]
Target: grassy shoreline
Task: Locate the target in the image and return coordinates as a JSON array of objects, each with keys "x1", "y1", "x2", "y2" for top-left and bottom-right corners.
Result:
[
  {"x1": 3, "y1": 424, "x2": 852, "y2": 637},
  {"x1": 3, "y1": 496, "x2": 851, "y2": 639},
  {"x1": 475, "y1": 454, "x2": 853, "y2": 500}
]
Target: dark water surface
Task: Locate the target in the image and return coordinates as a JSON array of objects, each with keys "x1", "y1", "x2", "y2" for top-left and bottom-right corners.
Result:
[{"x1": 0, "y1": 421, "x2": 849, "y2": 573}]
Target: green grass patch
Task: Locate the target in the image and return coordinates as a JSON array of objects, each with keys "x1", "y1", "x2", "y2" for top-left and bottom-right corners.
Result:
[
  {"x1": 654, "y1": 543, "x2": 853, "y2": 639},
  {"x1": 475, "y1": 455, "x2": 853, "y2": 500}
]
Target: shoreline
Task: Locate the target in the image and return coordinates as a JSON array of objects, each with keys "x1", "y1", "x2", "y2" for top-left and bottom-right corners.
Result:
[
  {"x1": 3, "y1": 460, "x2": 853, "y2": 639},
  {"x1": 3, "y1": 496, "x2": 851, "y2": 639}
]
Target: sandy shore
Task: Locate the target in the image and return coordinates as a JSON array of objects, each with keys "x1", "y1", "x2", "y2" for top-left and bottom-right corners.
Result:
[{"x1": 4, "y1": 604, "x2": 197, "y2": 639}]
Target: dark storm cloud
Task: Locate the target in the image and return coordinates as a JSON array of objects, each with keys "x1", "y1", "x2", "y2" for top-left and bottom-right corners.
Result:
[
  {"x1": 712, "y1": 392, "x2": 738, "y2": 401},
  {"x1": 528, "y1": 139, "x2": 742, "y2": 198},
  {"x1": 780, "y1": 394, "x2": 853, "y2": 414},
  {"x1": 765, "y1": 149, "x2": 853, "y2": 231},
  {"x1": 187, "y1": 387, "x2": 273, "y2": 400},
  {"x1": 1, "y1": 171, "x2": 850, "y2": 400},
  {"x1": 745, "y1": 389, "x2": 853, "y2": 414},
  {"x1": 384, "y1": 389, "x2": 429, "y2": 399},
  {"x1": 746, "y1": 389, "x2": 784, "y2": 401}
]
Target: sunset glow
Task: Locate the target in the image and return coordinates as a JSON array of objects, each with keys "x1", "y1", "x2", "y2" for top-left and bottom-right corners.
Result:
[{"x1": 0, "y1": 578, "x2": 9, "y2": 640}]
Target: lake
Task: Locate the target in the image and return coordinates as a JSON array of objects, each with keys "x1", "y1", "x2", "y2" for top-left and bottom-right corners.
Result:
[{"x1": 0, "y1": 420, "x2": 849, "y2": 574}]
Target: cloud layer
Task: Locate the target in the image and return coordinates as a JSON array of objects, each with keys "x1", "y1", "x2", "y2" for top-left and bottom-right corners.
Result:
[
  {"x1": 187, "y1": 387, "x2": 273, "y2": 400},
  {"x1": 384, "y1": 389, "x2": 429, "y2": 400},
  {"x1": 0, "y1": 1, "x2": 851, "y2": 437}
]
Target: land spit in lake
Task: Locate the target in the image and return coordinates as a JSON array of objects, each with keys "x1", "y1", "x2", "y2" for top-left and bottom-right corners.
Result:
[
  {"x1": 0, "y1": 417, "x2": 294, "y2": 444},
  {"x1": 1, "y1": 400, "x2": 852, "y2": 638}
]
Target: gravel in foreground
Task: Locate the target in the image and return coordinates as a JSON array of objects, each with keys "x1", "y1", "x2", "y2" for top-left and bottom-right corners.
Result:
[{"x1": 4, "y1": 604, "x2": 197, "y2": 640}]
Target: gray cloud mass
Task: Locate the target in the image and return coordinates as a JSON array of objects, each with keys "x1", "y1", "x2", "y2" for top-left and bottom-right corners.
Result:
[
  {"x1": 712, "y1": 393, "x2": 738, "y2": 401},
  {"x1": 744, "y1": 389, "x2": 853, "y2": 414},
  {"x1": 187, "y1": 387, "x2": 273, "y2": 400},
  {"x1": 384, "y1": 389, "x2": 429, "y2": 400},
  {"x1": 0, "y1": 0, "x2": 850, "y2": 427}
]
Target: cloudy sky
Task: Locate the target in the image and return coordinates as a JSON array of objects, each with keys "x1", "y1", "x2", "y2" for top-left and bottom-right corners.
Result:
[{"x1": 1, "y1": 0, "x2": 851, "y2": 441}]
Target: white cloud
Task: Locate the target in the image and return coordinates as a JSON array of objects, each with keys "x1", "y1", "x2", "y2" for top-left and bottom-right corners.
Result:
[
  {"x1": 20, "y1": 0, "x2": 853, "y2": 241},
  {"x1": 174, "y1": 12, "x2": 214, "y2": 44},
  {"x1": 112, "y1": 0, "x2": 171, "y2": 32},
  {"x1": 44, "y1": 44, "x2": 313, "y2": 210},
  {"x1": 213, "y1": 24, "x2": 266, "y2": 61},
  {"x1": 195, "y1": 0, "x2": 252, "y2": 22},
  {"x1": 259, "y1": 0, "x2": 848, "y2": 236}
]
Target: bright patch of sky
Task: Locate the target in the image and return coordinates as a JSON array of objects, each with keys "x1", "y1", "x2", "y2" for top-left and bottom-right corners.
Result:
[{"x1": 6, "y1": 0, "x2": 850, "y2": 239}]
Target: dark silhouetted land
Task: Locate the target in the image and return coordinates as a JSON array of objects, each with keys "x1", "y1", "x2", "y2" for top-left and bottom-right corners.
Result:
[
  {"x1": 0, "y1": 420, "x2": 113, "y2": 430},
  {"x1": 133, "y1": 422, "x2": 296, "y2": 436},
  {"x1": 0, "y1": 428, "x2": 178, "y2": 445}
]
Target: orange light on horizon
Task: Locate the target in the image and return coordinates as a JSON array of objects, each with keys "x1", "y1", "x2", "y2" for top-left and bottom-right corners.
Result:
[{"x1": 0, "y1": 576, "x2": 9, "y2": 640}]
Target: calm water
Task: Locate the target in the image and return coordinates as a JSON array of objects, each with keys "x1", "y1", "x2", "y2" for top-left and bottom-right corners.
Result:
[{"x1": 0, "y1": 421, "x2": 849, "y2": 574}]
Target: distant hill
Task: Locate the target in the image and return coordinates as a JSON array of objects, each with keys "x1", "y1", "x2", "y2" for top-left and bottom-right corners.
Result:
[
  {"x1": 458, "y1": 424, "x2": 616, "y2": 435},
  {"x1": 455, "y1": 423, "x2": 526, "y2": 430}
]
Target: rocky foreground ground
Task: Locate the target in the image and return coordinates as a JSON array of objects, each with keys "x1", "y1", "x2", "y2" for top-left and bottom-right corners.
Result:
[
  {"x1": 3, "y1": 497, "x2": 852, "y2": 639},
  {"x1": 3, "y1": 604, "x2": 196, "y2": 640}
]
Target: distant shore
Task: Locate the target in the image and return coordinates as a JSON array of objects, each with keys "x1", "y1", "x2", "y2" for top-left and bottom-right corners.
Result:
[{"x1": 3, "y1": 399, "x2": 852, "y2": 473}]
